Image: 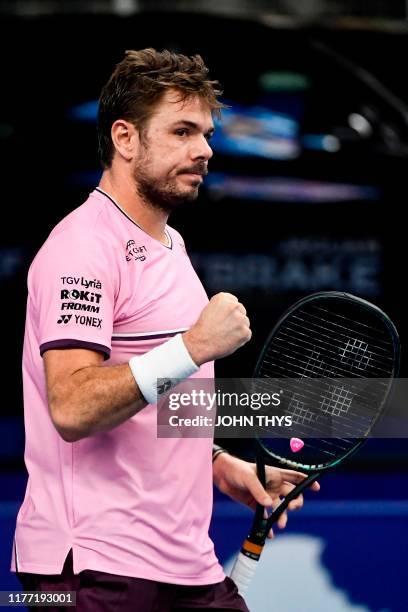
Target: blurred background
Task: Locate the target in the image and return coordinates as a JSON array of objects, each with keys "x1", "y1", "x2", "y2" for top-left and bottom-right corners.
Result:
[{"x1": 0, "y1": 1, "x2": 407, "y2": 610}]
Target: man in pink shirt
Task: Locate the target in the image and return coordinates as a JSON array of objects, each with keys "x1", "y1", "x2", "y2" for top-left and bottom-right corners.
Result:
[{"x1": 12, "y1": 49, "x2": 319, "y2": 611}]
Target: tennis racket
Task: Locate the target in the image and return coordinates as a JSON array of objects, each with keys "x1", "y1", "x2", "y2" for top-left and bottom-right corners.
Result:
[{"x1": 230, "y1": 291, "x2": 400, "y2": 595}]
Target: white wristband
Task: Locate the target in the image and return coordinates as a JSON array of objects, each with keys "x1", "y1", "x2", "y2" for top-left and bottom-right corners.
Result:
[{"x1": 128, "y1": 333, "x2": 199, "y2": 405}]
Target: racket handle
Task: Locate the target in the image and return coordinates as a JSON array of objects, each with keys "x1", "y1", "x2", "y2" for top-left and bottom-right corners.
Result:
[
  {"x1": 230, "y1": 551, "x2": 258, "y2": 596},
  {"x1": 266, "y1": 471, "x2": 321, "y2": 530}
]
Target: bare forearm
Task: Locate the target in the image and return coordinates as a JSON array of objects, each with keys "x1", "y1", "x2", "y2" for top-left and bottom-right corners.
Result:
[
  {"x1": 46, "y1": 292, "x2": 252, "y2": 443},
  {"x1": 49, "y1": 363, "x2": 146, "y2": 441}
]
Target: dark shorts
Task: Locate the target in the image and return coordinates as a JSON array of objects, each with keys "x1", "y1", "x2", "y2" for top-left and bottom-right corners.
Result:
[{"x1": 17, "y1": 550, "x2": 249, "y2": 612}]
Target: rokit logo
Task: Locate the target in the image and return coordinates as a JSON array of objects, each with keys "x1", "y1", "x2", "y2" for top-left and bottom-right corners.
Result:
[
  {"x1": 125, "y1": 240, "x2": 147, "y2": 262},
  {"x1": 60, "y1": 290, "x2": 102, "y2": 303},
  {"x1": 57, "y1": 314, "x2": 72, "y2": 325},
  {"x1": 61, "y1": 277, "x2": 102, "y2": 289}
]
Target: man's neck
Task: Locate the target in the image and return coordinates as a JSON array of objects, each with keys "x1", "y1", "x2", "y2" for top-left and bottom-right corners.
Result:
[{"x1": 99, "y1": 169, "x2": 169, "y2": 245}]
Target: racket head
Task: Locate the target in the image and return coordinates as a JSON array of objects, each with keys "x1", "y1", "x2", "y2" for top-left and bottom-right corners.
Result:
[{"x1": 253, "y1": 292, "x2": 400, "y2": 471}]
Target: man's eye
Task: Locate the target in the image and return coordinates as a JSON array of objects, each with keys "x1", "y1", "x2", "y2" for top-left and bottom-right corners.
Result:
[{"x1": 175, "y1": 129, "x2": 188, "y2": 136}]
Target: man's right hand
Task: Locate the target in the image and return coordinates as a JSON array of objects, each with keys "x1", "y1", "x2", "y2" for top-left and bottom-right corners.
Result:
[{"x1": 182, "y1": 292, "x2": 252, "y2": 366}]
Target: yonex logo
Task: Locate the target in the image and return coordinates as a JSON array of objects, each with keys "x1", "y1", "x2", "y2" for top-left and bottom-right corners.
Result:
[
  {"x1": 57, "y1": 314, "x2": 72, "y2": 325},
  {"x1": 158, "y1": 380, "x2": 172, "y2": 395},
  {"x1": 74, "y1": 315, "x2": 102, "y2": 329}
]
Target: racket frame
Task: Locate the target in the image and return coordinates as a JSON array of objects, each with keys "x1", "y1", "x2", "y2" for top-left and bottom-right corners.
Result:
[{"x1": 230, "y1": 291, "x2": 400, "y2": 594}]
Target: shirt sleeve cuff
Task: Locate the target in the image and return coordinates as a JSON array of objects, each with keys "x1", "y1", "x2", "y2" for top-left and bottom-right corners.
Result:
[{"x1": 40, "y1": 339, "x2": 111, "y2": 361}]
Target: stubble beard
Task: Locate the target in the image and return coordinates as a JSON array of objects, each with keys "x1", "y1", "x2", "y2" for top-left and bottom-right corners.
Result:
[{"x1": 133, "y1": 150, "x2": 202, "y2": 214}]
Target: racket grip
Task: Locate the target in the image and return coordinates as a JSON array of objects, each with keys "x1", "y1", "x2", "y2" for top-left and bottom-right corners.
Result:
[{"x1": 230, "y1": 551, "x2": 258, "y2": 596}]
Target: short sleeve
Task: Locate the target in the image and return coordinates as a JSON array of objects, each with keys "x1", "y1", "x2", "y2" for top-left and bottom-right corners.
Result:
[{"x1": 30, "y1": 229, "x2": 118, "y2": 360}]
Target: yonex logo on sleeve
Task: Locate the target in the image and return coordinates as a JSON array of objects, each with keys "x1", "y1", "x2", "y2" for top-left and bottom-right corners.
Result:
[
  {"x1": 57, "y1": 315, "x2": 72, "y2": 325},
  {"x1": 74, "y1": 315, "x2": 102, "y2": 329},
  {"x1": 56, "y1": 313, "x2": 102, "y2": 328}
]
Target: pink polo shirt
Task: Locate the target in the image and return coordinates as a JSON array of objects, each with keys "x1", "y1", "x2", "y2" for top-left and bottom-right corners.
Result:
[{"x1": 11, "y1": 187, "x2": 224, "y2": 585}]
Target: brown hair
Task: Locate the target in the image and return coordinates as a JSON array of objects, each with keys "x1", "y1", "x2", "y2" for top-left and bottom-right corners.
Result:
[{"x1": 97, "y1": 48, "x2": 225, "y2": 168}]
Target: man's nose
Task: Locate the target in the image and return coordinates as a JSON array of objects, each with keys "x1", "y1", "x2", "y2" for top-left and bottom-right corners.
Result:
[{"x1": 190, "y1": 135, "x2": 213, "y2": 161}]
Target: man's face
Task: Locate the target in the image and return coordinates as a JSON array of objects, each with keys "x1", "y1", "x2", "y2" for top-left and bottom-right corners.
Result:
[{"x1": 133, "y1": 89, "x2": 214, "y2": 213}]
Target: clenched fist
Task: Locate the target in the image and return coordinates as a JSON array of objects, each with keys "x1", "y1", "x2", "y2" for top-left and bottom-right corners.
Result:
[{"x1": 182, "y1": 292, "x2": 252, "y2": 366}]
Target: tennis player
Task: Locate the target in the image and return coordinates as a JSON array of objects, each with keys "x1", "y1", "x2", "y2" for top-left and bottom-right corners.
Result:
[{"x1": 11, "y1": 49, "x2": 319, "y2": 611}]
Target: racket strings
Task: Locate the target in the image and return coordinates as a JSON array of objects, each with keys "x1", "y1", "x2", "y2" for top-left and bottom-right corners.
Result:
[
  {"x1": 289, "y1": 312, "x2": 393, "y2": 362},
  {"x1": 287, "y1": 316, "x2": 391, "y2": 364},
  {"x1": 253, "y1": 375, "x2": 386, "y2": 419},
  {"x1": 252, "y1": 381, "x2": 381, "y2": 450},
  {"x1": 275, "y1": 319, "x2": 393, "y2": 373},
  {"x1": 305, "y1": 304, "x2": 394, "y2": 354},
  {"x1": 261, "y1": 338, "x2": 390, "y2": 379},
  {"x1": 258, "y1": 346, "x2": 390, "y2": 430},
  {"x1": 255, "y1": 297, "x2": 397, "y2": 468},
  {"x1": 259, "y1": 324, "x2": 394, "y2": 378},
  {"x1": 255, "y1": 360, "x2": 390, "y2": 410},
  {"x1": 311, "y1": 304, "x2": 393, "y2": 341},
  {"x1": 258, "y1": 306, "x2": 394, "y2": 381}
]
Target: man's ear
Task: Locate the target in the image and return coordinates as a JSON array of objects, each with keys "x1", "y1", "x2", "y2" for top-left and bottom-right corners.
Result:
[{"x1": 110, "y1": 119, "x2": 139, "y2": 162}]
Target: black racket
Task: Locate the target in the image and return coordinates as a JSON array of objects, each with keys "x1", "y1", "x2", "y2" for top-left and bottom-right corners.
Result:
[{"x1": 230, "y1": 291, "x2": 400, "y2": 595}]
